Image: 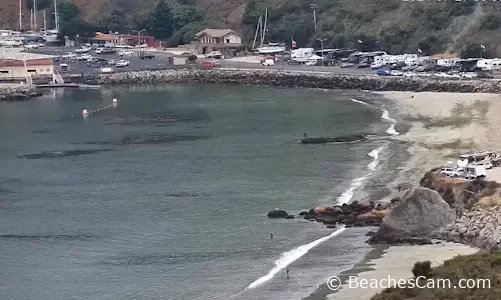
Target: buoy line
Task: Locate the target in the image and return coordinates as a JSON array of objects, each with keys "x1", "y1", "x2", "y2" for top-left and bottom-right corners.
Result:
[{"x1": 72, "y1": 98, "x2": 118, "y2": 118}]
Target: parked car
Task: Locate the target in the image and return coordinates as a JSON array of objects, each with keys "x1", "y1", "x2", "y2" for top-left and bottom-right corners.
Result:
[
  {"x1": 439, "y1": 167, "x2": 464, "y2": 178},
  {"x1": 62, "y1": 52, "x2": 76, "y2": 59},
  {"x1": 75, "y1": 47, "x2": 91, "y2": 53},
  {"x1": 24, "y1": 43, "x2": 39, "y2": 50},
  {"x1": 390, "y1": 70, "x2": 404, "y2": 76},
  {"x1": 390, "y1": 62, "x2": 406, "y2": 70},
  {"x1": 100, "y1": 48, "x2": 116, "y2": 54},
  {"x1": 357, "y1": 62, "x2": 370, "y2": 68},
  {"x1": 376, "y1": 69, "x2": 391, "y2": 76},
  {"x1": 107, "y1": 59, "x2": 118, "y2": 65},
  {"x1": 202, "y1": 61, "x2": 219, "y2": 68},
  {"x1": 139, "y1": 53, "x2": 155, "y2": 59},
  {"x1": 118, "y1": 50, "x2": 134, "y2": 56},
  {"x1": 371, "y1": 62, "x2": 383, "y2": 69},
  {"x1": 100, "y1": 67, "x2": 114, "y2": 73},
  {"x1": 340, "y1": 62, "x2": 354, "y2": 68},
  {"x1": 206, "y1": 51, "x2": 222, "y2": 59},
  {"x1": 462, "y1": 72, "x2": 478, "y2": 79},
  {"x1": 116, "y1": 60, "x2": 130, "y2": 67},
  {"x1": 77, "y1": 54, "x2": 92, "y2": 61},
  {"x1": 95, "y1": 48, "x2": 105, "y2": 54},
  {"x1": 262, "y1": 59, "x2": 275, "y2": 66}
]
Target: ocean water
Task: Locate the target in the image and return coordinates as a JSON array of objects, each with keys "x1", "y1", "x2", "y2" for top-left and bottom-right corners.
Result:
[{"x1": 0, "y1": 85, "x2": 403, "y2": 300}]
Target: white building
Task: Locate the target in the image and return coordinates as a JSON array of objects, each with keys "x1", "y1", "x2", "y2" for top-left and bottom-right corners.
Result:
[{"x1": 0, "y1": 48, "x2": 55, "y2": 79}]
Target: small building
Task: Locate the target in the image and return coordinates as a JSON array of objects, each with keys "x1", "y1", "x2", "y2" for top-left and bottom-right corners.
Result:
[
  {"x1": 0, "y1": 50, "x2": 54, "y2": 80},
  {"x1": 90, "y1": 32, "x2": 158, "y2": 48},
  {"x1": 191, "y1": 29, "x2": 243, "y2": 56}
]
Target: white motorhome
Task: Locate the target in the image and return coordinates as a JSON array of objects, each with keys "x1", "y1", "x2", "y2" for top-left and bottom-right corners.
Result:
[
  {"x1": 417, "y1": 56, "x2": 435, "y2": 66},
  {"x1": 291, "y1": 48, "x2": 315, "y2": 62},
  {"x1": 405, "y1": 57, "x2": 418, "y2": 66},
  {"x1": 463, "y1": 165, "x2": 487, "y2": 179},
  {"x1": 485, "y1": 59, "x2": 501, "y2": 70},
  {"x1": 476, "y1": 59, "x2": 492, "y2": 70},
  {"x1": 437, "y1": 59, "x2": 457, "y2": 67}
]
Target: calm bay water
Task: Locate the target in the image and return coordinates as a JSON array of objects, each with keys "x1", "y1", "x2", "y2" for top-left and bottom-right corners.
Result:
[{"x1": 0, "y1": 85, "x2": 400, "y2": 300}]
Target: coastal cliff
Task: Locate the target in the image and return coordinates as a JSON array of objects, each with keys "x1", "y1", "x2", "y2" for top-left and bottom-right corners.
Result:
[
  {"x1": 0, "y1": 85, "x2": 42, "y2": 101},
  {"x1": 92, "y1": 69, "x2": 501, "y2": 93}
]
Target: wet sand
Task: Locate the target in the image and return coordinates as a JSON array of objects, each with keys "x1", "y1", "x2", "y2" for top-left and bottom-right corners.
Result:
[{"x1": 305, "y1": 242, "x2": 478, "y2": 300}]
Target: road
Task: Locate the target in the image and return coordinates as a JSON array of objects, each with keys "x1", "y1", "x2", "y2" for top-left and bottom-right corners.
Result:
[{"x1": 28, "y1": 46, "x2": 378, "y2": 76}]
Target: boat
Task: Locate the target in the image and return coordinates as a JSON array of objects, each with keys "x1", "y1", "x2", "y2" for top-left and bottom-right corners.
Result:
[
  {"x1": 78, "y1": 84, "x2": 101, "y2": 89},
  {"x1": 252, "y1": 8, "x2": 286, "y2": 54},
  {"x1": 300, "y1": 134, "x2": 367, "y2": 144}
]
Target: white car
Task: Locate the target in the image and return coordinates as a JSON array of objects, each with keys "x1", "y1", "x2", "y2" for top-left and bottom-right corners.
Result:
[
  {"x1": 262, "y1": 59, "x2": 275, "y2": 66},
  {"x1": 100, "y1": 67, "x2": 114, "y2": 73},
  {"x1": 116, "y1": 60, "x2": 130, "y2": 67},
  {"x1": 62, "y1": 52, "x2": 76, "y2": 59},
  {"x1": 95, "y1": 48, "x2": 105, "y2": 54},
  {"x1": 77, "y1": 54, "x2": 92, "y2": 61},
  {"x1": 118, "y1": 50, "x2": 134, "y2": 56},
  {"x1": 75, "y1": 47, "x2": 91, "y2": 53},
  {"x1": 439, "y1": 167, "x2": 464, "y2": 178},
  {"x1": 403, "y1": 72, "x2": 417, "y2": 77},
  {"x1": 371, "y1": 62, "x2": 383, "y2": 69},
  {"x1": 462, "y1": 72, "x2": 478, "y2": 79},
  {"x1": 390, "y1": 70, "x2": 404, "y2": 76},
  {"x1": 24, "y1": 44, "x2": 39, "y2": 50}
]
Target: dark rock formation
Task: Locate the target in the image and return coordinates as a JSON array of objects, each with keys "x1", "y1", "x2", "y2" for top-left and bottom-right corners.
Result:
[
  {"x1": 267, "y1": 209, "x2": 289, "y2": 219},
  {"x1": 368, "y1": 187, "x2": 455, "y2": 244},
  {"x1": 301, "y1": 201, "x2": 388, "y2": 227},
  {"x1": 0, "y1": 85, "x2": 42, "y2": 101},
  {"x1": 300, "y1": 134, "x2": 367, "y2": 144}
]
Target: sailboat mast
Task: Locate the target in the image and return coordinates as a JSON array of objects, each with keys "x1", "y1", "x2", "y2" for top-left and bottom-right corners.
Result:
[
  {"x1": 43, "y1": 10, "x2": 47, "y2": 31},
  {"x1": 19, "y1": 0, "x2": 22, "y2": 30},
  {"x1": 260, "y1": 8, "x2": 267, "y2": 47},
  {"x1": 33, "y1": 0, "x2": 37, "y2": 29},
  {"x1": 53, "y1": 0, "x2": 59, "y2": 31},
  {"x1": 252, "y1": 15, "x2": 262, "y2": 50}
]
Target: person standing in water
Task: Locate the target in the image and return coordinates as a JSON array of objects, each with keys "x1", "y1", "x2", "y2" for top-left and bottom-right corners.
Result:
[
  {"x1": 270, "y1": 233, "x2": 273, "y2": 239},
  {"x1": 304, "y1": 132, "x2": 307, "y2": 138},
  {"x1": 286, "y1": 268, "x2": 290, "y2": 279}
]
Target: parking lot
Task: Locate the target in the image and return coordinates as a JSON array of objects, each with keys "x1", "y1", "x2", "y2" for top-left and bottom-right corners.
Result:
[{"x1": 29, "y1": 47, "x2": 173, "y2": 74}]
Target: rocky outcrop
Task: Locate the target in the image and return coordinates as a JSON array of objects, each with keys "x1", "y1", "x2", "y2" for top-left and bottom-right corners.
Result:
[
  {"x1": 420, "y1": 169, "x2": 501, "y2": 209},
  {"x1": 300, "y1": 201, "x2": 389, "y2": 227},
  {"x1": 0, "y1": 85, "x2": 42, "y2": 101},
  {"x1": 434, "y1": 206, "x2": 501, "y2": 249},
  {"x1": 368, "y1": 187, "x2": 455, "y2": 244},
  {"x1": 81, "y1": 68, "x2": 501, "y2": 93}
]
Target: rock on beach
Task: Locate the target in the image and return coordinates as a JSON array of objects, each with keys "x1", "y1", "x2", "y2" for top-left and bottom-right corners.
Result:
[{"x1": 0, "y1": 84, "x2": 41, "y2": 101}]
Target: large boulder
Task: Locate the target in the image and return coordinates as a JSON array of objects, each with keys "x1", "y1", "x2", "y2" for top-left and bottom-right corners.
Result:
[
  {"x1": 267, "y1": 209, "x2": 289, "y2": 219},
  {"x1": 368, "y1": 187, "x2": 455, "y2": 244}
]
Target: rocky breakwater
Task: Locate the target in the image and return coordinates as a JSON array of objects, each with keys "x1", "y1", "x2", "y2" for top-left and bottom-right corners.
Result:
[
  {"x1": 267, "y1": 200, "x2": 391, "y2": 228},
  {"x1": 0, "y1": 84, "x2": 41, "y2": 101},
  {"x1": 94, "y1": 68, "x2": 501, "y2": 93}
]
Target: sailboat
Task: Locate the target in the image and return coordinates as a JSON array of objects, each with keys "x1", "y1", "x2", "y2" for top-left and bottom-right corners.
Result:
[
  {"x1": 252, "y1": 8, "x2": 286, "y2": 54},
  {"x1": 42, "y1": 0, "x2": 60, "y2": 43}
]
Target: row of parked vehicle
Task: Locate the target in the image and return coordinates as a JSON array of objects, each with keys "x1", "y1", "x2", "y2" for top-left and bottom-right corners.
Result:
[{"x1": 376, "y1": 69, "x2": 480, "y2": 79}]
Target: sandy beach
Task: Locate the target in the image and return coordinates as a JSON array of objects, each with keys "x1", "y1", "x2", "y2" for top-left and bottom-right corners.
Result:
[
  {"x1": 378, "y1": 91, "x2": 501, "y2": 187},
  {"x1": 304, "y1": 91, "x2": 498, "y2": 300}
]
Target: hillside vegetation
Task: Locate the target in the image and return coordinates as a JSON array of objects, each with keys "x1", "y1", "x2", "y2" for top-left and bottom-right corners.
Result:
[{"x1": 3, "y1": 0, "x2": 501, "y2": 56}]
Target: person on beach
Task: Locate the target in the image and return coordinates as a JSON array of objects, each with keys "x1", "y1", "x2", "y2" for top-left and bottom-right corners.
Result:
[
  {"x1": 304, "y1": 132, "x2": 307, "y2": 138},
  {"x1": 286, "y1": 268, "x2": 290, "y2": 279}
]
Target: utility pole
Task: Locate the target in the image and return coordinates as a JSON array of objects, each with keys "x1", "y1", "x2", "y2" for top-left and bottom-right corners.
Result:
[
  {"x1": 19, "y1": 0, "x2": 22, "y2": 31},
  {"x1": 317, "y1": 37, "x2": 326, "y2": 66},
  {"x1": 310, "y1": 4, "x2": 318, "y2": 32}
]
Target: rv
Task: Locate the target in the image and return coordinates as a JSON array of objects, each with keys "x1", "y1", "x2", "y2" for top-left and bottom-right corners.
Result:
[
  {"x1": 477, "y1": 59, "x2": 492, "y2": 70},
  {"x1": 463, "y1": 165, "x2": 487, "y2": 179},
  {"x1": 291, "y1": 48, "x2": 314, "y2": 60},
  {"x1": 437, "y1": 59, "x2": 457, "y2": 67},
  {"x1": 485, "y1": 59, "x2": 501, "y2": 71}
]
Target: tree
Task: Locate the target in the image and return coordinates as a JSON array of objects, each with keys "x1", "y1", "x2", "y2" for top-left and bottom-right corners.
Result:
[
  {"x1": 57, "y1": 1, "x2": 80, "y2": 28},
  {"x1": 27, "y1": 0, "x2": 52, "y2": 10},
  {"x1": 460, "y1": 43, "x2": 493, "y2": 59},
  {"x1": 149, "y1": 0, "x2": 174, "y2": 40}
]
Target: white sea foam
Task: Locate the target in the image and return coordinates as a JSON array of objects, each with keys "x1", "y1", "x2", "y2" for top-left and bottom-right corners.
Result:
[
  {"x1": 246, "y1": 226, "x2": 346, "y2": 289},
  {"x1": 336, "y1": 175, "x2": 369, "y2": 205},
  {"x1": 350, "y1": 98, "x2": 400, "y2": 136},
  {"x1": 368, "y1": 146, "x2": 384, "y2": 171}
]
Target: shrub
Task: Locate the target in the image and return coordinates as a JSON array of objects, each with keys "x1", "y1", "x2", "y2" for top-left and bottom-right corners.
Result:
[
  {"x1": 412, "y1": 261, "x2": 432, "y2": 278},
  {"x1": 187, "y1": 54, "x2": 197, "y2": 62}
]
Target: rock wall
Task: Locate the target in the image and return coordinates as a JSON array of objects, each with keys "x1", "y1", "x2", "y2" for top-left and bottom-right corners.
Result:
[
  {"x1": 0, "y1": 85, "x2": 42, "y2": 101},
  {"x1": 434, "y1": 206, "x2": 501, "y2": 249},
  {"x1": 89, "y1": 68, "x2": 501, "y2": 93}
]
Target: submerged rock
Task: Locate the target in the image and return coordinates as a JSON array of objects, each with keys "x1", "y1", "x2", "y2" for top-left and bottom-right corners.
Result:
[{"x1": 267, "y1": 209, "x2": 289, "y2": 219}]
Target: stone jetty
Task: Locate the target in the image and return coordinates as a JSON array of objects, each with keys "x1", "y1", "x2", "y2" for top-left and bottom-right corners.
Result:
[
  {"x1": 0, "y1": 84, "x2": 42, "y2": 101},
  {"x1": 89, "y1": 68, "x2": 501, "y2": 93}
]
